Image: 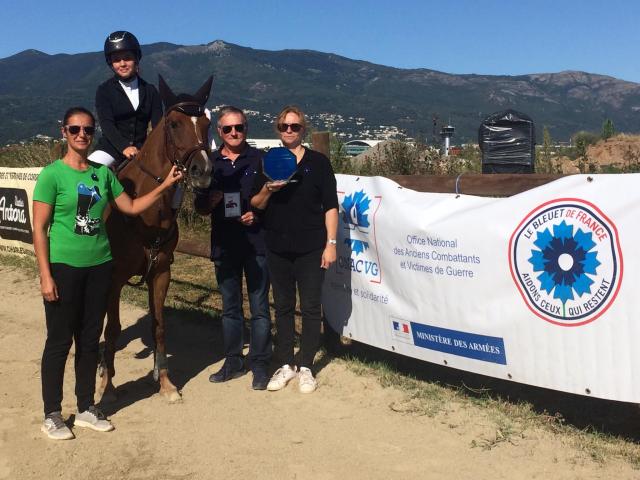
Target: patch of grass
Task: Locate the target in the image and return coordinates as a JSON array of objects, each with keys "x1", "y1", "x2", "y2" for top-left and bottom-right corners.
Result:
[
  {"x1": 343, "y1": 356, "x2": 455, "y2": 418},
  {"x1": 470, "y1": 411, "x2": 524, "y2": 451},
  {"x1": 0, "y1": 253, "x2": 38, "y2": 277},
  {"x1": 0, "y1": 140, "x2": 64, "y2": 167},
  {"x1": 339, "y1": 350, "x2": 640, "y2": 467},
  {"x1": 570, "y1": 428, "x2": 640, "y2": 468},
  {"x1": 119, "y1": 252, "x2": 221, "y2": 319}
]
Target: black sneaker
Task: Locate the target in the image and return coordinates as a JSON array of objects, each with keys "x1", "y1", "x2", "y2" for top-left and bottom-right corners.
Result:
[
  {"x1": 251, "y1": 369, "x2": 269, "y2": 390},
  {"x1": 209, "y1": 358, "x2": 246, "y2": 383}
]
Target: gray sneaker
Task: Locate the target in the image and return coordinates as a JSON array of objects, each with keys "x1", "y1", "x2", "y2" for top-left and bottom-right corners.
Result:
[
  {"x1": 74, "y1": 406, "x2": 114, "y2": 432},
  {"x1": 41, "y1": 411, "x2": 74, "y2": 440}
]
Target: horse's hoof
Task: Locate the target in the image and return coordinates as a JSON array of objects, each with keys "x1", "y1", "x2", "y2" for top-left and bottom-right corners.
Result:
[{"x1": 161, "y1": 389, "x2": 182, "y2": 403}]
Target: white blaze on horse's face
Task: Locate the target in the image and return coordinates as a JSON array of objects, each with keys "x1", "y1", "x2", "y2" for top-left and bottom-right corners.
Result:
[{"x1": 190, "y1": 116, "x2": 202, "y2": 144}]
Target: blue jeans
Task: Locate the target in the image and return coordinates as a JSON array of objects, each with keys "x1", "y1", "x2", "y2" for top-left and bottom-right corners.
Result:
[{"x1": 215, "y1": 253, "x2": 272, "y2": 370}]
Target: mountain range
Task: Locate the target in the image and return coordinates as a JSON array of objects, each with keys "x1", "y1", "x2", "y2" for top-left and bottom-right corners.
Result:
[{"x1": 1, "y1": 40, "x2": 639, "y2": 145}]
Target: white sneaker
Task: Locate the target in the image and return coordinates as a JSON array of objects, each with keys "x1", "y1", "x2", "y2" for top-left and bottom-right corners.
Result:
[
  {"x1": 267, "y1": 364, "x2": 298, "y2": 391},
  {"x1": 298, "y1": 367, "x2": 317, "y2": 394},
  {"x1": 74, "y1": 406, "x2": 114, "y2": 432},
  {"x1": 41, "y1": 411, "x2": 74, "y2": 440}
]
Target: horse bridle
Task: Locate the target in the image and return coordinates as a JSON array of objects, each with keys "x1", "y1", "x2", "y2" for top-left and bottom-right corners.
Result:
[
  {"x1": 133, "y1": 101, "x2": 209, "y2": 184},
  {"x1": 164, "y1": 101, "x2": 209, "y2": 171}
]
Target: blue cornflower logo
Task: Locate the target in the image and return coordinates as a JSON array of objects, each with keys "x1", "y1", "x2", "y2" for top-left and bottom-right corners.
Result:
[
  {"x1": 510, "y1": 200, "x2": 621, "y2": 326},
  {"x1": 341, "y1": 190, "x2": 371, "y2": 255},
  {"x1": 528, "y1": 221, "x2": 600, "y2": 311}
]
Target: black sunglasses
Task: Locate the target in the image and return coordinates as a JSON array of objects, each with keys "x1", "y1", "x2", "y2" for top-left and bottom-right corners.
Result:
[
  {"x1": 220, "y1": 124, "x2": 245, "y2": 134},
  {"x1": 65, "y1": 125, "x2": 96, "y2": 135},
  {"x1": 277, "y1": 123, "x2": 303, "y2": 133}
]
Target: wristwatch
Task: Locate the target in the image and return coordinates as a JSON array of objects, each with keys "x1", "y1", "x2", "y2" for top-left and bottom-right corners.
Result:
[{"x1": 327, "y1": 239, "x2": 337, "y2": 245}]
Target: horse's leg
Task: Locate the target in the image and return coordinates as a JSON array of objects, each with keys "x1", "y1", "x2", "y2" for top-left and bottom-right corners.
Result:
[
  {"x1": 98, "y1": 281, "x2": 123, "y2": 403},
  {"x1": 148, "y1": 266, "x2": 180, "y2": 402}
]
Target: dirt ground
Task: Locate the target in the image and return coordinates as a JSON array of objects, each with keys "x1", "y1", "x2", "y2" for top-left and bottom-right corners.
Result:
[{"x1": 1, "y1": 266, "x2": 638, "y2": 480}]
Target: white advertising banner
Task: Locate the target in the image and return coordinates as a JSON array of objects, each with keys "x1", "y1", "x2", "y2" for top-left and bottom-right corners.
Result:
[
  {"x1": 0, "y1": 167, "x2": 41, "y2": 256},
  {"x1": 323, "y1": 174, "x2": 638, "y2": 403}
]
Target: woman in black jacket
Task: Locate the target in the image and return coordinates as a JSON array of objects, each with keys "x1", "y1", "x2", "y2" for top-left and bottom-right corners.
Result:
[
  {"x1": 89, "y1": 31, "x2": 162, "y2": 168},
  {"x1": 251, "y1": 106, "x2": 338, "y2": 394}
]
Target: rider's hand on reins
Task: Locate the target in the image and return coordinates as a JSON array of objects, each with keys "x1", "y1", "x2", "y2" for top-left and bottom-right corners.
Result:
[{"x1": 123, "y1": 146, "x2": 139, "y2": 160}]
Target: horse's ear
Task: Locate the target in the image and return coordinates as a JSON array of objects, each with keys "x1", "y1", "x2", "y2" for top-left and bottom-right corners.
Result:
[
  {"x1": 194, "y1": 76, "x2": 213, "y2": 106},
  {"x1": 158, "y1": 75, "x2": 178, "y2": 109}
]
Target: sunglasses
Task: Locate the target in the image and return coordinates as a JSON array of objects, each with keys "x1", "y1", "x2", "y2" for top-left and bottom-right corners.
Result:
[
  {"x1": 219, "y1": 124, "x2": 245, "y2": 134},
  {"x1": 65, "y1": 125, "x2": 96, "y2": 136},
  {"x1": 277, "y1": 123, "x2": 303, "y2": 133}
]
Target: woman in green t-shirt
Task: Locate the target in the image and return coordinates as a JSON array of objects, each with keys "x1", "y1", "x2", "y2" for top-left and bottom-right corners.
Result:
[{"x1": 33, "y1": 106, "x2": 182, "y2": 440}]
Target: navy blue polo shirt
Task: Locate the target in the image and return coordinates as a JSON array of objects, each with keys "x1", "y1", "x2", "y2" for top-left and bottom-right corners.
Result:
[
  {"x1": 195, "y1": 145, "x2": 265, "y2": 261},
  {"x1": 252, "y1": 148, "x2": 338, "y2": 254}
]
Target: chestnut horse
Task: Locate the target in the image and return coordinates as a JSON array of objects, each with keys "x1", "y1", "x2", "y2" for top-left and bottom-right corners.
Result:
[{"x1": 99, "y1": 76, "x2": 213, "y2": 402}]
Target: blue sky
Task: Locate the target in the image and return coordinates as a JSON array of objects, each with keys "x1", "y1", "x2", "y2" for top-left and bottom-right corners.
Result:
[{"x1": 2, "y1": 0, "x2": 637, "y2": 82}]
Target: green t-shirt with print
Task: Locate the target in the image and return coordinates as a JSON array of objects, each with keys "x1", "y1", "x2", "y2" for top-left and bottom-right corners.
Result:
[{"x1": 33, "y1": 159, "x2": 124, "y2": 267}]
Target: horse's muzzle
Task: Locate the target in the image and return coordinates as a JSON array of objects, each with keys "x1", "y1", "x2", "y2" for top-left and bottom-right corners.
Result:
[{"x1": 188, "y1": 150, "x2": 213, "y2": 189}]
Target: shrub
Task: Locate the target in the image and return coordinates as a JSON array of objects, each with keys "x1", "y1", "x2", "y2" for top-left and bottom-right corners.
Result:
[{"x1": 0, "y1": 140, "x2": 64, "y2": 167}]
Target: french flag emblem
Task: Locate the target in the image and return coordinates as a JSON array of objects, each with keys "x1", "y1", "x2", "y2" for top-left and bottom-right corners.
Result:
[
  {"x1": 393, "y1": 321, "x2": 410, "y2": 334},
  {"x1": 392, "y1": 319, "x2": 413, "y2": 344}
]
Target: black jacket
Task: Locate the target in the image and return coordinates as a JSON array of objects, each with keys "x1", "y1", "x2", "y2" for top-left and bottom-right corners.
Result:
[
  {"x1": 194, "y1": 145, "x2": 266, "y2": 261},
  {"x1": 94, "y1": 75, "x2": 163, "y2": 164}
]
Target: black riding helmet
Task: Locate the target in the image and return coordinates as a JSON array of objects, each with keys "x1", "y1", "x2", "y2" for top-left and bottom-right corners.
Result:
[{"x1": 104, "y1": 31, "x2": 142, "y2": 64}]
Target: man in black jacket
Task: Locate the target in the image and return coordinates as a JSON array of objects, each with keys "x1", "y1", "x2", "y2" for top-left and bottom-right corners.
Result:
[
  {"x1": 194, "y1": 106, "x2": 272, "y2": 390},
  {"x1": 89, "y1": 31, "x2": 162, "y2": 168}
]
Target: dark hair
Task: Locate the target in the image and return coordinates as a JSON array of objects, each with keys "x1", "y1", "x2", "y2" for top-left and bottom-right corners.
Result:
[
  {"x1": 63, "y1": 107, "x2": 95, "y2": 126},
  {"x1": 217, "y1": 106, "x2": 247, "y2": 126}
]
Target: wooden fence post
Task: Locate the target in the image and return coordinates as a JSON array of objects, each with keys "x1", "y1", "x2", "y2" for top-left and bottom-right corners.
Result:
[{"x1": 312, "y1": 131, "x2": 331, "y2": 159}]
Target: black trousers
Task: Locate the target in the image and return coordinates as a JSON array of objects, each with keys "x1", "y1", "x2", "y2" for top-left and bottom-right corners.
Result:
[
  {"x1": 41, "y1": 261, "x2": 112, "y2": 415},
  {"x1": 266, "y1": 248, "x2": 324, "y2": 369}
]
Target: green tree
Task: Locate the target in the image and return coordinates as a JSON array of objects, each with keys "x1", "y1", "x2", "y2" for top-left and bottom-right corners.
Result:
[
  {"x1": 571, "y1": 131, "x2": 599, "y2": 162},
  {"x1": 378, "y1": 141, "x2": 421, "y2": 176},
  {"x1": 538, "y1": 126, "x2": 553, "y2": 173},
  {"x1": 601, "y1": 119, "x2": 615, "y2": 140},
  {"x1": 575, "y1": 137, "x2": 588, "y2": 173},
  {"x1": 328, "y1": 134, "x2": 354, "y2": 174},
  {"x1": 572, "y1": 132, "x2": 600, "y2": 174}
]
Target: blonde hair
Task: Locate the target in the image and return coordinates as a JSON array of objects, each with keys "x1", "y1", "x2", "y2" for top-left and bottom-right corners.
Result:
[{"x1": 275, "y1": 105, "x2": 307, "y2": 132}]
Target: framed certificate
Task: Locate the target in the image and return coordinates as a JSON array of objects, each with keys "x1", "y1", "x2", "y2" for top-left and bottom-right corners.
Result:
[{"x1": 223, "y1": 192, "x2": 241, "y2": 218}]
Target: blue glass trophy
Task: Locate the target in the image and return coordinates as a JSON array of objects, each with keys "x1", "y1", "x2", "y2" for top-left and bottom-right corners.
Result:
[{"x1": 262, "y1": 147, "x2": 298, "y2": 183}]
